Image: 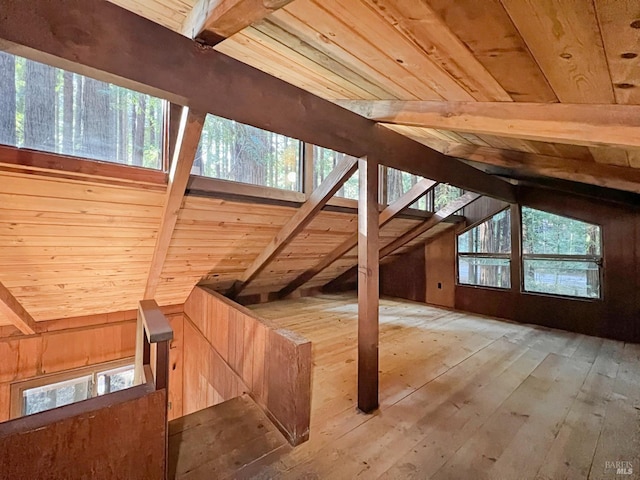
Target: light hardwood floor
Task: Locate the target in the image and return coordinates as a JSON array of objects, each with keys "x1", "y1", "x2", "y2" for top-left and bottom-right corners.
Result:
[{"x1": 248, "y1": 293, "x2": 640, "y2": 480}]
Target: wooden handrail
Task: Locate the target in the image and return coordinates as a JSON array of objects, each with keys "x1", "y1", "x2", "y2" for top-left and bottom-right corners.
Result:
[{"x1": 134, "y1": 300, "x2": 173, "y2": 391}]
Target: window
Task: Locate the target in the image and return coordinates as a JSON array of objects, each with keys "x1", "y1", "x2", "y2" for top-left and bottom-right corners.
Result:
[
  {"x1": 11, "y1": 359, "x2": 135, "y2": 418},
  {"x1": 312, "y1": 146, "x2": 358, "y2": 199},
  {"x1": 194, "y1": 113, "x2": 302, "y2": 191},
  {"x1": 522, "y1": 207, "x2": 601, "y2": 299},
  {"x1": 386, "y1": 167, "x2": 427, "y2": 209},
  {"x1": 433, "y1": 184, "x2": 463, "y2": 211},
  {"x1": 0, "y1": 52, "x2": 164, "y2": 169},
  {"x1": 458, "y1": 208, "x2": 511, "y2": 289}
]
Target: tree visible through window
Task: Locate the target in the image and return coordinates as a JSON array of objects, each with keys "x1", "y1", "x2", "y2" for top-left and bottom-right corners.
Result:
[
  {"x1": 313, "y1": 146, "x2": 358, "y2": 199},
  {"x1": 386, "y1": 168, "x2": 427, "y2": 209},
  {"x1": 194, "y1": 114, "x2": 301, "y2": 191},
  {"x1": 0, "y1": 52, "x2": 164, "y2": 169},
  {"x1": 522, "y1": 207, "x2": 601, "y2": 299},
  {"x1": 457, "y1": 208, "x2": 511, "y2": 288},
  {"x1": 12, "y1": 360, "x2": 135, "y2": 418}
]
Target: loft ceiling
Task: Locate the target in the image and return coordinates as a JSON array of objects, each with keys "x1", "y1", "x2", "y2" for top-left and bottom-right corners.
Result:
[{"x1": 104, "y1": 0, "x2": 640, "y2": 195}]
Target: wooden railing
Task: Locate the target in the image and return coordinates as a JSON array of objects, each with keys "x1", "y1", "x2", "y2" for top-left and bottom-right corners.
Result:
[
  {"x1": 0, "y1": 300, "x2": 174, "y2": 480},
  {"x1": 135, "y1": 299, "x2": 174, "y2": 392},
  {"x1": 183, "y1": 286, "x2": 311, "y2": 446}
]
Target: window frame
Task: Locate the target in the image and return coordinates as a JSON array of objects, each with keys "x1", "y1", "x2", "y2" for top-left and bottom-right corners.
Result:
[
  {"x1": 9, "y1": 357, "x2": 135, "y2": 419},
  {"x1": 519, "y1": 207, "x2": 604, "y2": 301},
  {"x1": 456, "y1": 207, "x2": 512, "y2": 291}
]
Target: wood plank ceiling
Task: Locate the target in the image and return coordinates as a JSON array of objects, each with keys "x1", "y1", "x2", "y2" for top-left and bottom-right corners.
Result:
[{"x1": 107, "y1": 0, "x2": 640, "y2": 187}]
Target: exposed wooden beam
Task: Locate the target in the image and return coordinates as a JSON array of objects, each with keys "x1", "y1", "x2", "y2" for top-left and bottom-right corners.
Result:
[
  {"x1": 445, "y1": 144, "x2": 640, "y2": 195},
  {"x1": 0, "y1": 281, "x2": 38, "y2": 335},
  {"x1": 357, "y1": 157, "x2": 379, "y2": 413},
  {"x1": 279, "y1": 178, "x2": 437, "y2": 297},
  {"x1": 228, "y1": 155, "x2": 359, "y2": 298},
  {"x1": 379, "y1": 191, "x2": 481, "y2": 260},
  {"x1": 324, "y1": 193, "x2": 479, "y2": 289},
  {"x1": 0, "y1": 0, "x2": 516, "y2": 202},
  {"x1": 335, "y1": 101, "x2": 640, "y2": 149},
  {"x1": 144, "y1": 108, "x2": 206, "y2": 299},
  {"x1": 181, "y1": 0, "x2": 294, "y2": 42}
]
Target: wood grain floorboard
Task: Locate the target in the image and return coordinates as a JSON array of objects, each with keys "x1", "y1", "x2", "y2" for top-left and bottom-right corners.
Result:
[{"x1": 238, "y1": 293, "x2": 640, "y2": 479}]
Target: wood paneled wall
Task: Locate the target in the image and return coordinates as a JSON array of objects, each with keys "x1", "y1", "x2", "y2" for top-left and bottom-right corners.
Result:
[
  {"x1": 425, "y1": 228, "x2": 456, "y2": 308},
  {"x1": 381, "y1": 187, "x2": 640, "y2": 342},
  {"x1": 183, "y1": 286, "x2": 312, "y2": 445},
  {"x1": 0, "y1": 308, "x2": 184, "y2": 422},
  {"x1": 380, "y1": 247, "x2": 426, "y2": 303},
  {"x1": 0, "y1": 321, "x2": 136, "y2": 422},
  {"x1": 457, "y1": 187, "x2": 640, "y2": 342},
  {"x1": 0, "y1": 383, "x2": 166, "y2": 480}
]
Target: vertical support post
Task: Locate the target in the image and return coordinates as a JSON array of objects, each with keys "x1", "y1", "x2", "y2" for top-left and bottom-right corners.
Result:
[{"x1": 357, "y1": 156, "x2": 379, "y2": 413}]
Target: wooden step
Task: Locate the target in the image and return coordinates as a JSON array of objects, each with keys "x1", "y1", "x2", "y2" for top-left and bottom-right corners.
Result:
[{"x1": 168, "y1": 394, "x2": 290, "y2": 480}]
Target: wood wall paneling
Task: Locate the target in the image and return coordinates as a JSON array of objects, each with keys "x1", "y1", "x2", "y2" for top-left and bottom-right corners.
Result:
[
  {"x1": 425, "y1": 227, "x2": 456, "y2": 308},
  {"x1": 455, "y1": 187, "x2": 640, "y2": 342},
  {"x1": 183, "y1": 286, "x2": 311, "y2": 445},
  {"x1": 0, "y1": 386, "x2": 166, "y2": 479}
]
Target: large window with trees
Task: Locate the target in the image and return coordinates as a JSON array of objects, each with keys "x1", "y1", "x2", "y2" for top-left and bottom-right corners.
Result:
[
  {"x1": 0, "y1": 52, "x2": 164, "y2": 169},
  {"x1": 313, "y1": 146, "x2": 358, "y2": 199},
  {"x1": 522, "y1": 208, "x2": 601, "y2": 299},
  {"x1": 457, "y1": 208, "x2": 511, "y2": 289},
  {"x1": 194, "y1": 114, "x2": 302, "y2": 191}
]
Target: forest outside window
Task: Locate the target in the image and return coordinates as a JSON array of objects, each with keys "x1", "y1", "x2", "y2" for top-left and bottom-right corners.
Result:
[
  {"x1": 194, "y1": 113, "x2": 302, "y2": 191},
  {"x1": 522, "y1": 207, "x2": 601, "y2": 299},
  {"x1": 0, "y1": 52, "x2": 164, "y2": 169},
  {"x1": 386, "y1": 168, "x2": 427, "y2": 209},
  {"x1": 457, "y1": 208, "x2": 511, "y2": 289},
  {"x1": 313, "y1": 146, "x2": 358, "y2": 199},
  {"x1": 10, "y1": 359, "x2": 135, "y2": 418}
]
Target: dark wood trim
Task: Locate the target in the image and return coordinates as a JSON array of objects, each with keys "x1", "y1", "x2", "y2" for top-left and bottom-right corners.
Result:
[
  {"x1": 0, "y1": 0, "x2": 516, "y2": 202},
  {"x1": 0, "y1": 144, "x2": 167, "y2": 186},
  {"x1": 357, "y1": 157, "x2": 379, "y2": 413}
]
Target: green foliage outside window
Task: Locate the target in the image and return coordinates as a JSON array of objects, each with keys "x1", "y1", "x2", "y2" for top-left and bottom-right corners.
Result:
[
  {"x1": 522, "y1": 207, "x2": 601, "y2": 299},
  {"x1": 313, "y1": 146, "x2": 358, "y2": 199},
  {"x1": 195, "y1": 114, "x2": 301, "y2": 191},
  {"x1": 457, "y1": 209, "x2": 511, "y2": 289},
  {"x1": 0, "y1": 52, "x2": 163, "y2": 169},
  {"x1": 386, "y1": 168, "x2": 427, "y2": 209}
]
